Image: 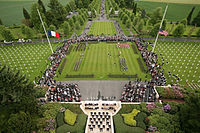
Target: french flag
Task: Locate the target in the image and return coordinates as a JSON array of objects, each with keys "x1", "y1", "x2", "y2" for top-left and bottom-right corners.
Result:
[
  {"x1": 47, "y1": 30, "x2": 60, "y2": 38},
  {"x1": 158, "y1": 29, "x2": 168, "y2": 36}
]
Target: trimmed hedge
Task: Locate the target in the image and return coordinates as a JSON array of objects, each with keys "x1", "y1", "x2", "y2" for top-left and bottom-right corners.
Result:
[
  {"x1": 58, "y1": 58, "x2": 67, "y2": 74},
  {"x1": 64, "y1": 109, "x2": 77, "y2": 126},
  {"x1": 122, "y1": 109, "x2": 140, "y2": 126},
  {"x1": 56, "y1": 112, "x2": 65, "y2": 127},
  {"x1": 135, "y1": 112, "x2": 147, "y2": 130},
  {"x1": 66, "y1": 74, "x2": 94, "y2": 78},
  {"x1": 131, "y1": 44, "x2": 138, "y2": 54},
  {"x1": 137, "y1": 58, "x2": 146, "y2": 72},
  {"x1": 56, "y1": 114, "x2": 87, "y2": 133},
  {"x1": 108, "y1": 74, "x2": 137, "y2": 78}
]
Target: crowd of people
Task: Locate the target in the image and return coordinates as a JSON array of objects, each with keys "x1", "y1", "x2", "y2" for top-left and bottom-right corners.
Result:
[
  {"x1": 135, "y1": 38, "x2": 166, "y2": 86},
  {"x1": 46, "y1": 83, "x2": 81, "y2": 102},
  {"x1": 120, "y1": 80, "x2": 157, "y2": 102}
]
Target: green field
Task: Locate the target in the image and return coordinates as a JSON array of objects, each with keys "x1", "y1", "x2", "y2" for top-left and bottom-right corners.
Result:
[
  {"x1": 154, "y1": 41, "x2": 200, "y2": 85},
  {"x1": 88, "y1": 21, "x2": 117, "y2": 36},
  {"x1": 0, "y1": 0, "x2": 70, "y2": 26},
  {"x1": 55, "y1": 42, "x2": 150, "y2": 80},
  {"x1": 136, "y1": 1, "x2": 200, "y2": 21},
  {"x1": 0, "y1": 42, "x2": 62, "y2": 81}
]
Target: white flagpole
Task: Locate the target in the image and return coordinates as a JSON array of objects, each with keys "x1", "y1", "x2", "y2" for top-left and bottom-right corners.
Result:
[
  {"x1": 37, "y1": 9, "x2": 53, "y2": 53},
  {"x1": 152, "y1": 4, "x2": 168, "y2": 53}
]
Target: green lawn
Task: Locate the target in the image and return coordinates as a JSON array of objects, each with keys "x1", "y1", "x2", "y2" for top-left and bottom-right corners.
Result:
[
  {"x1": 88, "y1": 21, "x2": 117, "y2": 36},
  {"x1": 154, "y1": 41, "x2": 200, "y2": 85},
  {"x1": 0, "y1": 0, "x2": 70, "y2": 26},
  {"x1": 136, "y1": 1, "x2": 200, "y2": 21},
  {"x1": 0, "y1": 42, "x2": 62, "y2": 81},
  {"x1": 114, "y1": 114, "x2": 145, "y2": 133},
  {"x1": 55, "y1": 42, "x2": 150, "y2": 80}
]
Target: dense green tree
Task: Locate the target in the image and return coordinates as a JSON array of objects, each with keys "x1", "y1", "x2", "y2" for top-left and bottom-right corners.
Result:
[
  {"x1": 45, "y1": 10, "x2": 55, "y2": 26},
  {"x1": 21, "y1": 24, "x2": 26, "y2": 34},
  {"x1": 137, "y1": 19, "x2": 144, "y2": 32},
  {"x1": 133, "y1": 3, "x2": 137, "y2": 15},
  {"x1": 82, "y1": 0, "x2": 89, "y2": 8},
  {"x1": 0, "y1": 18, "x2": 2, "y2": 25},
  {"x1": 78, "y1": 16, "x2": 84, "y2": 26},
  {"x1": 187, "y1": 6, "x2": 195, "y2": 25},
  {"x1": 7, "y1": 111, "x2": 35, "y2": 133},
  {"x1": 126, "y1": 18, "x2": 131, "y2": 29},
  {"x1": 173, "y1": 24, "x2": 185, "y2": 37},
  {"x1": 192, "y1": 11, "x2": 200, "y2": 26},
  {"x1": 23, "y1": 8, "x2": 30, "y2": 19},
  {"x1": 24, "y1": 26, "x2": 33, "y2": 38},
  {"x1": 49, "y1": 24, "x2": 56, "y2": 31},
  {"x1": 149, "y1": 23, "x2": 160, "y2": 37},
  {"x1": 122, "y1": 14, "x2": 128, "y2": 24},
  {"x1": 48, "y1": 0, "x2": 66, "y2": 27},
  {"x1": 75, "y1": 21, "x2": 80, "y2": 30},
  {"x1": 196, "y1": 28, "x2": 200, "y2": 37},
  {"x1": 180, "y1": 18, "x2": 187, "y2": 27},
  {"x1": 30, "y1": 3, "x2": 46, "y2": 30},
  {"x1": 68, "y1": 18, "x2": 74, "y2": 31},
  {"x1": 149, "y1": 7, "x2": 162, "y2": 25},
  {"x1": 141, "y1": 9, "x2": 146, "y2": 18},
  {"x1": 62, "y1": 21, "x2": 70, "y2": 34},
  {"x1": 68, "y1": 0, "x2": 77, "y2": 11},
  {"x1": 179, "y1": 94, "x2": 200, "y2": 132},
  {"x1": 72, "y1": 15, "x2": 77, "y2": 23},
  {"x1": 110, "y1": 8, "x2": 115, "y2": 16},
  {"x1": 0, "y1": 28, "x2": 14, "y2": 41},
  {"x1": 38, "y1": 0, "x2": 46, "y2": 14},
  {"x1": 162, "y1": 19, "x2": 167, "y2": 30},
  {"x1": 77, "y1": 0, "x2": 83, "y2": 8},
  {"x1": 21, "y1": 19, "x2": 32, "y2": 27}
]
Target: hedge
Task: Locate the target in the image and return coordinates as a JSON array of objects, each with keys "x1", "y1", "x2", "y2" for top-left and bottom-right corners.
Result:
[
  {"x1": 131, "y1": 44, "x2": 138, "y2": 54},
  {"x1": 135, "y1": 112, "x2": 147, "y2": 130},
  {"x1": 108, "y1": 74, "x2": 137, "y2": 78},
  {"x1": 66, "y1": 74, "x2": 94, "y2": 78},
  {"x1": 64, "y1": 109, "x2": 77, "y2": 126},
  {"x1": 137, "y1": 58, "x2": 146, "y2": 72},
  {"x1": 56, "y1": 112, "x2": 65, "y2": 127},
  {"x1": 122, "y1": 109, "x2": 140, "y2": 126},
  {"x1": 58, "y1": 58, "x2": 67, "y2": 74}
]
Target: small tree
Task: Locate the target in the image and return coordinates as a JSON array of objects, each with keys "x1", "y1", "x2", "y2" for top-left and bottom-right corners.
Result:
[
  {"x1": 0, "y1": 18, "x2": 3, "y2": 25},
  {"x1": 79, "y1": 16, "x2": 84, "y2": 26},
  {"x1": 180, "y1": 18, "x2": 187, "y2": 27},
  {"x1": 137, "y1": 19, "x2": 144, "y2": 32},
  {"x1": 62, "y1": 21, "x2": 70, "y2": 34},
  {"x1": 49, "y1": 24, "x2": 56, "y2": 31},
  {"x1": 187, "y1": 6, "x2": 195, "y2": 25},
  {"x1": 23, "y1": 8, "x2": 30, "y2": 19},
  {"x1": 196, "y1": 28, "x2": 200, "y2": 37},
  {"x1": 122, "y1": 14, "x2": 128, "y2": 24},
  {"x1": 192, "y1": 11, "x2": 200, "y2": 26},
  {"x1": 68, "y1": 18, "x2": 74, "y2": 31},
  {"x1": 126, "y1": 19, "x2": 131, "y2": 29},
  {"x1": 1, "y1": 28, "x2": 14, "y2": 41},
  {"x1": 24, "y1": 26, "x2": 33, "y2": 38},
  {"x1": 173, "y1": 24, "x2": 185, "y2": 37},
  {"x1": 75, "y1": 21, "x2": 80, "y2": 30},
  {"x1": 150, "y1": 23, "x2": 160, "y2": 37}
]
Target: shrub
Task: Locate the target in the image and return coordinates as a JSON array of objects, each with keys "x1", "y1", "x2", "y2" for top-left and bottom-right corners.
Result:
[
  {"x1": 64, "y1": 109, "x2": 77, "y2": 126},
  {"x1": 122, "y1": 109, "x2": 140, "y2": 126},
  {"x1": 135, "y1": 112, "x2": 147, "y2": 130},
  {"x1": 56, "y1": 112, "x2": 65, "y2": 127}
]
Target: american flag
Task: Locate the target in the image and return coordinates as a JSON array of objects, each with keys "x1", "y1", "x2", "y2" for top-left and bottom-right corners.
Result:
[{"x1": 158, "y1": 29, "x2": 168, "y2": 36}]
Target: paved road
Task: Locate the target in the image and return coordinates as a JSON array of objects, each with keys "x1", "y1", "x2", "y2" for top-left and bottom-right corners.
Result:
[{"x1": 60, "y1": 80, "x2": 129, "y2": 101}]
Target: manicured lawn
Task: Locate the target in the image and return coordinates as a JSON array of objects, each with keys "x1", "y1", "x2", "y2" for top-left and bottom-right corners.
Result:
[
  {"x1": 154, "y1": 41, "x2": 200, "y2": 85},
  {"x1": 136, "y1": 1, "x2": 200, "y2": 21},
  {"x1": 55, "y1": 42, "x2": 150, "y2": 80},
  {"x1": 0, "y1": 42, "x2": 62, "y2": 81},
  {"x1": 114, "y1": 114, "x2": 145, "y2": 133},
  {"x1": 88, "y1": 21, "x2": 117, "y2": 36},
  {"x1": 56, "y1": 114, "x2": 87, "y2": 133}
]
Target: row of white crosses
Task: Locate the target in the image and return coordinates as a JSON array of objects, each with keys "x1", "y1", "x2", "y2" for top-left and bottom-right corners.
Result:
[
  {"x1": 0, "y1": 43, "x2": 54, "y2": 77},
  {"x1": 155, "y1": 42, "x2": 200, "y2": 84}
]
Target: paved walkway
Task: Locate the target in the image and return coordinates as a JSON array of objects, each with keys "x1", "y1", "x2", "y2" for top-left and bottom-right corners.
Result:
[{"x1": 60, "y1": 80, "x2": 129, "y2": 101}]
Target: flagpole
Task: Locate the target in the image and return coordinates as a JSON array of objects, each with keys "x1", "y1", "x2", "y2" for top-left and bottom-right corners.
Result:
[
  {"x1": 37, "y1": 9, "x2": 53, "y2": 53},
  {"x1": 152, "y1": 4, "x2": 168, "y2": 53}
]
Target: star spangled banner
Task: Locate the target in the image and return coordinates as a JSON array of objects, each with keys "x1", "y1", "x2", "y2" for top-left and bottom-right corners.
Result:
[{"x1": 158, "y1": 29, "x2": 168, "y2": 36}]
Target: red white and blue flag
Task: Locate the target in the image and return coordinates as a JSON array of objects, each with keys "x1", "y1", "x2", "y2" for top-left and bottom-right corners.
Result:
[
  {"x1": 158, "y1": 29, "x2": 168, "y2": 36},
  {"x1": 47, "y1": 30, "x2": 60, "y2": 38}
]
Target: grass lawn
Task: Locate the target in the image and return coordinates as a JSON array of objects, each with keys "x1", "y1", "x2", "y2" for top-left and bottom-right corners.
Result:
[
  {"x1": 0, "y1": 0, "x2": 70, "y2": 26},
  {"x1": 0, "y1": 42, "x2": 63, "y2": 81},
  {"x1": 88, "y1": 21, "x2": 117, "y2": 36},
  {"x1": 114, "y1": 114, "x2": 145, "y2": 133},
  {"x1": 136, "y1": 1, "x2": 200, "y2": 21},
  {"x1": 56, "y1": 114, "x2": 87, "y2": 133},
  {"x1": 154, "y1": 41, "x2": 200, "y2": 85},
  {"x1": 55, "y1": 42, "x2": 150, "y2": 80}
]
